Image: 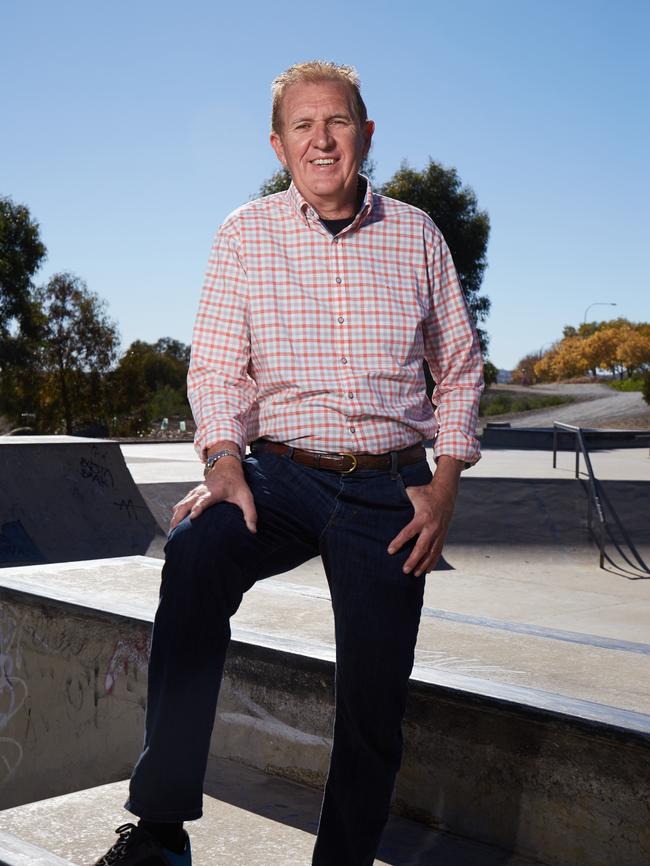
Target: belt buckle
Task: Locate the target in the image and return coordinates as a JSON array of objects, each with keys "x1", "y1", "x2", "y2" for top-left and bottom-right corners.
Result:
[{"x1": 340, "y1": 452, "x2": 358, "y2": 473}]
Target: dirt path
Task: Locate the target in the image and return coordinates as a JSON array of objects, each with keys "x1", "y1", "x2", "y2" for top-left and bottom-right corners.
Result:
[{"x1": 481, "y1": 383, "x2": 650, "y2": 430}]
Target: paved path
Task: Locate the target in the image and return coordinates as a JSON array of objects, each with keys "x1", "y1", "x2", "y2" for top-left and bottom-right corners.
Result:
[{"x1": 485, "y1": 382, "x2": 650, "y2": 430}]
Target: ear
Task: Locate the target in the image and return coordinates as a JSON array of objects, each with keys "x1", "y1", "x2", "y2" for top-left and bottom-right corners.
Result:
[
  {"x1": 270, "y1": 131, "x2": 287, "y2": 167},
  {"x1": 361, "y1": 120, "x2": 375, "y2": 159}
]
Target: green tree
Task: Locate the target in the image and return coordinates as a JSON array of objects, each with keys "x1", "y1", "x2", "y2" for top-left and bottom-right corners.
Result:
[
  {"x1": 0, "y1": 197, "x2": 47, "y2": 425},
  {"x1": 258, "y1": 168, "x2": 292, "y2": 197},
  {"x1": 36, "y1": 273, "x2": 119, "y2": 433},
  {"x1": 380, "y1": 160, "x2": 490, "y2": 354},
  {"x1": 109, "y1": 338, "x2": 191, "y2": 435},
  {"x1": 0, "y1": 196, "x2": 46, "y2": 358}
]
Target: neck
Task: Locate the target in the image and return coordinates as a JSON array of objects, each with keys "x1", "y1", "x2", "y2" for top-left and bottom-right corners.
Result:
[{"x1": 297, "y1": 180, "x2": 362, "y2": 220}]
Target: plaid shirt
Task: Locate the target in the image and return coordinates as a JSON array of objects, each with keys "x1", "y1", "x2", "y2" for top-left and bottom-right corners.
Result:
[{"x1": 189, "y1": 179, "x2": 483, "y2": 465}]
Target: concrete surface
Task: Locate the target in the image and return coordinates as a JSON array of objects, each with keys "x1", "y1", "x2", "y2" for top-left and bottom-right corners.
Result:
[
  {"x1": 1, "y1": 568, "x2": 648, "y2": 866},
  {"x1": 0, "y1": 757, "x2": 542, "y2": 866},
  {"x1": 117, "y1": 442, "x2": 650, "y2": 713},
  {"x1": 0, "y1": 438, "x2": 165, "y2": 567}
]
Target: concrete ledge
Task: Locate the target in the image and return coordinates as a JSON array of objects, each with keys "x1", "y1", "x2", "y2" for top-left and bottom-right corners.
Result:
[
  {"x1": 1, "y1": 559, "x2": 649, "y2": 866},
  {"x1": 0, "y1": 833, "x2": 74, "y2": 866},
  {"x1": 481, "y1": 426, "x2": 650, "y2": 450},
  {"x1": 0, "y1": 438, "x2": 165, "y2": 566}
]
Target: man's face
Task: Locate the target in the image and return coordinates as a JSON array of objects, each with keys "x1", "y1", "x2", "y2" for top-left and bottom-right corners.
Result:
[{"x1": 270, "y1": 80, "x2": 374, "y2": 218}]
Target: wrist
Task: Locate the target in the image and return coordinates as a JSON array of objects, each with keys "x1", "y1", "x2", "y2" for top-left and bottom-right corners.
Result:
[{"x1": 204, "y1": 449, "x2": 241, "y2": 478}]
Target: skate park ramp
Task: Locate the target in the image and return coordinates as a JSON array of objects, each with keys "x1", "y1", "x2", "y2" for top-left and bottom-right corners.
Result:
[{"x1": 0, "y1": 436, "x2": 166, "y2": 567}]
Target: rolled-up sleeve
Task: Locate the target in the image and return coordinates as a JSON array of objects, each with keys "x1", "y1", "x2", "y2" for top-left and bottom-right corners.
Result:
[
  {"x1": 188, "y1": 224, "x2": 257, "y2": 460},
  {"x1": 423, "y1": 234, "x2": 483, "y2": 467}
]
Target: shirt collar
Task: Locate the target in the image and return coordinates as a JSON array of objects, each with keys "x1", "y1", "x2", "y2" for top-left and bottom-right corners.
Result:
[{"x1": 286, "y1": 175, "x2": 374, "y2": 228}]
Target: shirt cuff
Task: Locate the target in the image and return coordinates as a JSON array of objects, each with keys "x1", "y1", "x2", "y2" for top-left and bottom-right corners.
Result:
[
  {"x1": 433, "y1": 429, "x2": 481, "y2": 469},
  {"x1": 193, "y1": 421, "x2": 247, "y2": 463}
]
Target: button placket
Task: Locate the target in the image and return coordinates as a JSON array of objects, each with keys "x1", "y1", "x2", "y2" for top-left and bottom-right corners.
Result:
[{"x1": 331, "y1": 236, "x2": 351, "y2": 395}]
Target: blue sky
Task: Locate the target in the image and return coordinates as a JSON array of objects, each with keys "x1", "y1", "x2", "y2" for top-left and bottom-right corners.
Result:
[{"x1": 2, "y1": 0, "x2": 648, "y2": 369}]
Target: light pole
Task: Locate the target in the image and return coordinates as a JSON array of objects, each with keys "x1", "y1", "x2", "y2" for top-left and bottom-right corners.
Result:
[{"x1": 583, "y1": 302, "x2": 617, "y2": 324}]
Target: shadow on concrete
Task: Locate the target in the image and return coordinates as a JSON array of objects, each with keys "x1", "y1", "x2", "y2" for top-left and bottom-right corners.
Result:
[{"x1": 203, "y1": 756, "x2": 531, "y2": 865}]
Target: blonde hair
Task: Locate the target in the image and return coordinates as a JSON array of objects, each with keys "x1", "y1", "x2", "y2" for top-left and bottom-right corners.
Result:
[{"x1": 271, "y1": 61, "x2": 368, "y2": 134}]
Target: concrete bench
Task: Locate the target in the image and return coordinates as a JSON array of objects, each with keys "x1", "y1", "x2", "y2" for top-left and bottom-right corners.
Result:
[{"x1": 1, "y1": 556, "x2": 649, "y2": 866}]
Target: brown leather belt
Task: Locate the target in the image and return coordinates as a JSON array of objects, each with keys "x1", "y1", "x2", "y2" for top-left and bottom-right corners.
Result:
[{"x1": 251, "y1": 440, "x2": 426, "y2": 474}]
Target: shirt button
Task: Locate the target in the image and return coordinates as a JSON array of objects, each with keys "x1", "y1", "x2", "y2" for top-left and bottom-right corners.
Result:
[
  {"x1": 335, "y1": 277, "x2": 342, "y2": 284},
  {"x1": 348, "y1": 391, "x2": 354, "y2": 399},
  {"x1": 341, "y1": 356, "x2": 348, "y2": 365},
  {"x1": 338, "y1": 316, "x2": 344, "y2": 324},
  {"x1": 333, "y1": 238, "x2": 339, "y2": 244},
  {"x1": 350, "y1": 426, "x2": 356, "y2": 433}
]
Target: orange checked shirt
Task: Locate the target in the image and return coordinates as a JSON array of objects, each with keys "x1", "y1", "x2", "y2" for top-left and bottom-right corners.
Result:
[{"x1": 188, "y1": 179, "x2": 483, "y2": 465}]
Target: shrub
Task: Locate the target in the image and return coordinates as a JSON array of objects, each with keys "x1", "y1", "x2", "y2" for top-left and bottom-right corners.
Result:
[
  {"x1": 643, "y1": 373, "x2": 650, "y2": 407},
  {"x1": 608, "y1": 378, "x2": 645, "y2": 392}
]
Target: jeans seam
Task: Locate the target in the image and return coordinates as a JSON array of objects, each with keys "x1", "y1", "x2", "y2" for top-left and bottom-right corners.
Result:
[{"x1": 317, "y1": 475, "x2": 344, "y2": 543}]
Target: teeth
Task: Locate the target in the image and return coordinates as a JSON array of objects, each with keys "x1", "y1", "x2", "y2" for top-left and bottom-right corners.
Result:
[{"x1": 312, "y1": 159, "x2": 335, "y2": 165}]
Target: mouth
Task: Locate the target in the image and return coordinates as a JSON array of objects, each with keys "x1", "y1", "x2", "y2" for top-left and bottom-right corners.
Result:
[{"x1": 310, "y1": 158, "x2": 337, "y2": 167}]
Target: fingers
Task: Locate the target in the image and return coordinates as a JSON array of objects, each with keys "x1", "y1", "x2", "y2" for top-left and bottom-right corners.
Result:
[
  {"x1": 168, "y1": 480, "x2": 258, "y2": 534},
  {"x1": 388, "y1": 517, "x2": 449, "y2": 576}
]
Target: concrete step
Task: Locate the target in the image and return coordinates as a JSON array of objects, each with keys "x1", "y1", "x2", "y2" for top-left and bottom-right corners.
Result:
[
  {"x1": 0, "y1": 833, "x2": 74, "y2": 866},
  {"x1": 0, "y1": 756, "x2": 541, "y2": 866}
]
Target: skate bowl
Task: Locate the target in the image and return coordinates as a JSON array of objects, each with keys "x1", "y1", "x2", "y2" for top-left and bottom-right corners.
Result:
[
  {"x1": 0, "y1": 437, "x2": 165, "y2": 567},
  {"x1": 1, "y1": 556, "x2": 649, "y2": 866}
]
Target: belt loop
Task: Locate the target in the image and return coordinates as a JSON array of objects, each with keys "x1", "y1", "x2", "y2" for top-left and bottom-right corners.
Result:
[
  {"x1": 287, "y1": 445, "x2": 295, "y2": 460},
  {"x1": 389, "y1": 450, "x2": 399, "y2": 479}
]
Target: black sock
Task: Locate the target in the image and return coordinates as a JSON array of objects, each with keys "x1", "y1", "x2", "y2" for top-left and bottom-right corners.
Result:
[{"x1": 138, "y1": 820, "x2": 185, "y2": 854}]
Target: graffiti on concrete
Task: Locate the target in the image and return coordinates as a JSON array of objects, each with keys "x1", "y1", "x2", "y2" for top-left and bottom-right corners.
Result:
[
  {"x1": 79, "y1": 456, "x2": 115, "y2": 489},
  {"x1": 112, "y1": 498, "x2": 148, "y2": 521},
  {"x1": 0, "y1": 604, "x2": 27, "y2": 784},
  {"x1": 105, "y1": 635, "x2": 150, "y2": 694}
]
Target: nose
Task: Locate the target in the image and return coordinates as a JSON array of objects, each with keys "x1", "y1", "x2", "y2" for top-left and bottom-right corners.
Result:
[{"x1": 313, "y1": 121, "x2": 335, "y2": 150}]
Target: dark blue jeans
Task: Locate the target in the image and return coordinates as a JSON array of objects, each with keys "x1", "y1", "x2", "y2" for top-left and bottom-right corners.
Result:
[{"x1": 125, "y1": 448, "x2": 432, "y2": 866}]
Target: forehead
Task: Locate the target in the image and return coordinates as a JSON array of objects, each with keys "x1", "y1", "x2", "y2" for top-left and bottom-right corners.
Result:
[{"x1": 281, "y1": 80, "x2": 355, "y2": 122}]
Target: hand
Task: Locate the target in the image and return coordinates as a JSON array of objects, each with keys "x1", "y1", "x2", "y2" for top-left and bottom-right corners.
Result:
[
  {"x1": 387, "y1": 457, "x2": 462, "y2": 576},
  {"x1": 169, "y1": 456, "x2": 257, "y2": 533}
]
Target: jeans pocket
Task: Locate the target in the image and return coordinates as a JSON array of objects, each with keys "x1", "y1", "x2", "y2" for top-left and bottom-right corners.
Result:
[
  {"x1": 395, "y1": 472, "x2": 413, "y2": 506},
  {"x1": 395, "y1": 459, "x2": 433, "y2": 505}
]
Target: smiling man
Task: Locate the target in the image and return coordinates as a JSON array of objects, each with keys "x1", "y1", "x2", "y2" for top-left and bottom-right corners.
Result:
[{"x1": 92, "y1": 62, "x2": 483, "y2": 866}]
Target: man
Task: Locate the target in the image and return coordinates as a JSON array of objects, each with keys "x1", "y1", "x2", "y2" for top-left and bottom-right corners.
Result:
[{"x1": 93, "y1": 61, "x2": 482, "y2": 866}]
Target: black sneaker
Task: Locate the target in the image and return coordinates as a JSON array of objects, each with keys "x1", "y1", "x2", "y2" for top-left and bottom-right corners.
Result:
[{"x1": 92, "y1": 823, "x2": 192, "y2": 866}]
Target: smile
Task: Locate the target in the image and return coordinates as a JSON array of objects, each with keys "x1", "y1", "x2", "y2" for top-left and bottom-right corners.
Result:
[{"x1": 311, "y1": 158, "x2": 337, "y2": 166}]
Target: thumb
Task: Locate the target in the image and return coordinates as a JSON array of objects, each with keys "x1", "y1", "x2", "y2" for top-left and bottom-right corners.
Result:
[{"x1": 238, "y1": 487, "x2": 258, "y2": 534}]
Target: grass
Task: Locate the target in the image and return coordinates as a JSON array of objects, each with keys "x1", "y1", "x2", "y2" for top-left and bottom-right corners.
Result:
[
  {"x1": 479, "y1": 391, "x2": 573, "y2": 417},
  {"x1": 607, "y1": 378, "x2": 645, "y2": 392}
]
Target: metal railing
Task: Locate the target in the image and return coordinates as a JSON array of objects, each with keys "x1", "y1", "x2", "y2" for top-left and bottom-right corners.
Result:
[{"x1": 552, "y1": 422, "x2": 607, "y2": 568}]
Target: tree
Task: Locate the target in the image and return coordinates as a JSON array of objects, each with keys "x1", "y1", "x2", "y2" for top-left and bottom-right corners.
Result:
[
  {"x1": 513, "y1": 350, "x2": 547, "y2": 385},
  {"x1": 532, "y1": 318, "x2": 650, "y2": 382},
  {"x1": 108, "y1": 338, "x2": 191, "y2": 435},
  {"x1": 0, "y1": 197, "x2": 47, "y2": 424},
  {"x1": 36, "y1": 273, "x2": 119, "y2": 433},
  {"x1": 380, "y1": 160, "x2": 491, "y2": 354},
  {"x1": 258, "y1": 168, "x2": 292, "y2": 197},
  {"x1": 0, "y1": 196, "x2": 46, "y2": 360}
]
